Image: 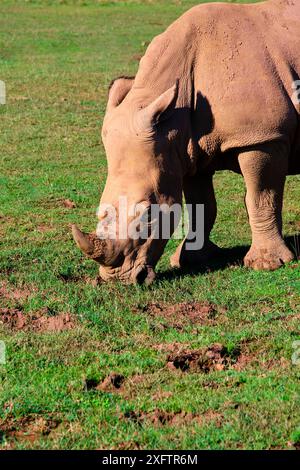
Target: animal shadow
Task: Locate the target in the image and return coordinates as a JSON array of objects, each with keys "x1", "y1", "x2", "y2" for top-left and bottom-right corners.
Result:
[{"x1": 158, "y1": 233, "x2": 300, "y2": 282}]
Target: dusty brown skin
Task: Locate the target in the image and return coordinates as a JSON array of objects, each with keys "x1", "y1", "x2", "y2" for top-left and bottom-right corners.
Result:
[{"x1": 73, "y1": 0, "x2": 300, "y2": 283}]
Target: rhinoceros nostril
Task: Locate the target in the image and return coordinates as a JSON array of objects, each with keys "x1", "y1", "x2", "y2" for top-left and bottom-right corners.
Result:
[
  {"x1": 135, "y1": 266, "x2": 148, "y2": 285},
  {"x1": 134, "y1": 265, "x2": 156, "y2": 285}
]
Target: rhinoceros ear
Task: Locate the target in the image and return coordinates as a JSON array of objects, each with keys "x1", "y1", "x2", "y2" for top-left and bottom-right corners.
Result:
[
  {"x1": 107, "y1": 76, "x2": 135, "y2": 110},
  {"x1": 137, "y1": 80, "x2": 179, "y2": 130}
]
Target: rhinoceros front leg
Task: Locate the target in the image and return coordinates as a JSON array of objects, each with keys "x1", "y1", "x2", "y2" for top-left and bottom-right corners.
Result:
[
  {"x1": 238, "y1": 143, "x2": 294, "y2": 270},
  {"x1": 170, "y1": 172, "x2": 221, "y2": 268}
]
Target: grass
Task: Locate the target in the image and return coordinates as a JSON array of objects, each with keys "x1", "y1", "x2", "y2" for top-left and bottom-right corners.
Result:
[{"x1": 0, "y1": 0, "x2": 299, "y2": 450}]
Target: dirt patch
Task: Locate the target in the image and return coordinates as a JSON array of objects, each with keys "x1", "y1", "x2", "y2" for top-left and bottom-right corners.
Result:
[
  {"x1": 137, "y1": 301, "x2": 224, "y2": 330},
  {"x1": 111, "y1": 374, "x2": 148, "y2": 400},
  {"x1": 0, "y1": 309, "x2": 26, "y2": 330},
  {"x1": 37, "y1": 197, "x2": 76, "y2": 210},
  {"x1": 58, "y1": 273, "x2": 102, "y2": 286},
  {"x1": 83, "y1": 378, "x2": 100, "y2": 391},
  {"x1": 288, "y1": 440, "x2": 300, "y2": 450},
  {"x1": 232, "y1": 338, "x2": 293, "y2": 371},
  {"x1": 122, "y1": 408, "x2": 223, "y2": 428},
  {"x1": 152, "y1": 391, "x2": 173, "y2": 401},
  {"x1": 232, "y1": 353, "x2": 256, "y2": 371},
  {"x1": 31, "y1": 313, "x2": 75, "y2": 332},
  {"x1": 97, "y1": 373, "x2": 125, "y2": 392},
  {"x1": 84, "y1": 373, "x2": 125, "y2": 392},
  {"x1": 113, "y1": 440, "x2": 141, "y2": 450},
  {"x1": 266, "y1": 312, "x2": 300, "y2": 323},
  {"x1": 202, "y1": 379, "x2": 220, "y2": 389},
  {"x1": 153, "y1": 342, "x2": 189, "y2": 354},
  {"x1": 126, "y1": 374, "x2": 146, "y2": 386},
  {"x1": 131, "y1": 53, "x2": 143, "y2": 62},
  {"x1": 0, "y1": 281, "x2": 32, "y2": 302},
  {"x1": 266, "y1": 357, "x2": 290, "y2": 369},
  {"x1": 0, "y1": 416, "x2": 60, "y2": 446},
  {"x1": 62, "y1": 198, "x2": 76, "y2": 209},
  {"x1": 166, "y1": 343, "x2": 240, "y2": 373},
  {"x1": 85, "y1": 276, "x2": 102, "y2": 287},
  {"x1": 160, "y1": 340, "x2": 291, "y2": 373},
  {"x1": 0, "y1": 308, "x2": 75, "y2": 332},
  {"x1": 37, "y1": 224, "x2": 53, "y2": 233}
]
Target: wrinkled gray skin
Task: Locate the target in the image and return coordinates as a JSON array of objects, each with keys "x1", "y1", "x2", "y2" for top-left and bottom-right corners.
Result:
[{"x1": 73, "y1": 0, "x2": 300, "y2": 284}]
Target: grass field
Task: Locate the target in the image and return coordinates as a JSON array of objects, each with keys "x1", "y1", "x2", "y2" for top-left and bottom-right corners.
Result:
[{"x1": 0, "y1": 0, "x2": 299, "y2": 450}]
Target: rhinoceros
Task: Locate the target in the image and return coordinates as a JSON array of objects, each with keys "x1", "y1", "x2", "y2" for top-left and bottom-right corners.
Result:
[{"x1": 72, "y1": 0, "x2": 300, "y2": 284}]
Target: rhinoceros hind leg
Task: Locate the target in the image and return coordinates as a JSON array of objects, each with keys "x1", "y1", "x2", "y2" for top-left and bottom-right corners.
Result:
[{"x1": 238, "y1": 142, "x2": 294, "y2": 271}]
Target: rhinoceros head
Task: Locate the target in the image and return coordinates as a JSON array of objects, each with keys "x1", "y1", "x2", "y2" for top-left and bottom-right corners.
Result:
[{"x1": 72, "y1": 77, "x2": 183, "y2": 284}]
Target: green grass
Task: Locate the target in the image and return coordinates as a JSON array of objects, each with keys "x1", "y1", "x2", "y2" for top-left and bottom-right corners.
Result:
[{"x1": 0, "y1": 0, "x2": 299, "y2": 450}]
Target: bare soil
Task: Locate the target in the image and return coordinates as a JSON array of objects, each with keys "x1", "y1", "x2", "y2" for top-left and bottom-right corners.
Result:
[
  {"x1": 0, "y1": 281, "x2": 32, "y2": 302},
  {"x1": 122, "y1": 408, "x2": 223, "y2": 428},
  {"x1": 166, "y1": 343, "x2": 240, "y2": 373},
  {"x1": 0, "y1": 308, "x2": 75, "y2": 332},
  {"x1": 0, "y1": 415, "x2": 60, "y2": 446},
  {"x1": 137, "y1": 301, "x2": 225, "y2": 330},
  {"x1": 84, "y1": 373, "x2": 125, "y2": 392}
]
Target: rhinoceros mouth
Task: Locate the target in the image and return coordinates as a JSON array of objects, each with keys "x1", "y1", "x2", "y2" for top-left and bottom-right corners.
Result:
[
  {"x1": 72, "y1": 224, "x2": 156, "y2": 285},
  {"x1": 99, "y1": 263, "x2": 156, "y2": 285}
]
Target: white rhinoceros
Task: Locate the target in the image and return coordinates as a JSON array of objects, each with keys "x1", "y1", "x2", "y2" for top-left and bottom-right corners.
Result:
[{"x1": 73, "y1": 0, "x2": 300, "y2": 284}]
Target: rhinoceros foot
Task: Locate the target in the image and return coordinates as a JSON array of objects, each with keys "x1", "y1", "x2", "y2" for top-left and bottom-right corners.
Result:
[{"x1": 244, "y1": 242, "x2": 294, "y2": 271}]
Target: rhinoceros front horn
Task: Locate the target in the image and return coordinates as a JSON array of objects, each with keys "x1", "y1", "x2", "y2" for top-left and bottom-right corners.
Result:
[
  {"x1": 71, "y1": 224, "x2": 95, "y2": 256},
  {"x1": 72, "y1": 224, "x2": 110, "y2": 264}
]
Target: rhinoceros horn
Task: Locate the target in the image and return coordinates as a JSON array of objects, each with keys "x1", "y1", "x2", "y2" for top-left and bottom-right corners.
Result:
[
  {"x1": 72, "y1": 224, "x2": 94, "y2": 255},
  {"x1": 71, "y1": 224, "x2": 107, "y2": 262}
]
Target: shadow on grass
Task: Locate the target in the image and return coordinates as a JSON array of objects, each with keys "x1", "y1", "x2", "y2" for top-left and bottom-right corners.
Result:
[{"x1": 158, "y1": 233, "x2": 300, "y2": 282}]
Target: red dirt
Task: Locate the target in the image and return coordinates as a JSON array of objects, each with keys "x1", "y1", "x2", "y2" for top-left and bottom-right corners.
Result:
[
  {"x1": 122, "y1": 408, "x2": 223, "y2": 427},
  {"x1": 232, "y1": 353, "x2": 255, "y2": 371},
  {"x1": 138, "y1": 301, "x2": 224, "y2": 330},
  {"x1": 113, "y1": 440, "x2": 141, "y2": 450},
  {"x1": 162, "y1": 340, "x2": 290, "y2": 373},
  {"x1": 62, "y1": 199, "x2": 76, "y2": 209},
  {"x1": 0, "y1": 308, "x2": 75, "y2": 332},
  {"x1": 0, "y1": 281, "x2": 32, "y2": 302},
  {"x1": 58, "y1": 273, "x2": 102, "y2": 285},
  {"x1": 85, "y1": 276, "x2": 102, "y2": 287},
  {"x1": 126, "y1": 374, "x2": 146, "y2": 385},
  {"x1": 84, "y1": 373, "x2": 125, "y2": 392},
  {"x1": 166, "y1": 343, "x2": 239, "y2": 373},
  {"x1": 0, "y1": 309, "x2": 26, "y2": 330},
  {"x1": 31, "y1": 313, "x2": 75, "y2": 332},
  {"x1": 153, "y1": 342, "x2": 189, "y2": 354},
  {"x1": 37, "y1": 224, "x2": 53, "y2": 233},
  {"x1": 152, "y1": 391, "x2": 173, "y2": 401},
  {"x1": 96, "y1": 373, "x2": 125, "y2": 392},
  {"x1": 0, "y1": 416, "x2": 60, "y2": 446}
]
